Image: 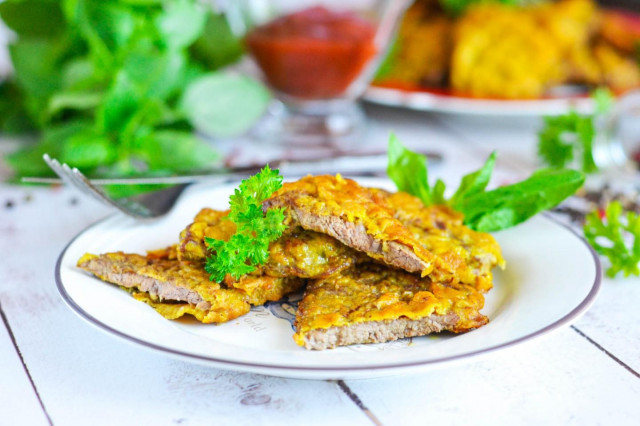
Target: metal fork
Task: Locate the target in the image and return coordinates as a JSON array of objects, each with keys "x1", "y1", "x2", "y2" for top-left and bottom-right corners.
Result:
[{"x1": 43, "y1": 154, "x2": 191, "y2": 219}]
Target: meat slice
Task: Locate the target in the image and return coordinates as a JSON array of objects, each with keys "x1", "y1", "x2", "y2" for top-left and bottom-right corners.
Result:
[
  {"x1": 77, "y1": 251, "x2": 303, "y2": 324},
  {"x1": 378, "y1": 190, "x2": 505, "y2": 292},
  {"x1": 294, "y1": 264, "x2": 489, "y2": 350},
  {"x1": 177, "y1": 207, "x2": 360, "y2": 279},
  {"x1": 263, "y1": 175, "x2": 438, "y2": 276}
]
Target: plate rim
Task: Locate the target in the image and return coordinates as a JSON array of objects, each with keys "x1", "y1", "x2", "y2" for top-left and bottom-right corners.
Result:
[
  {"x1": 56, "y1": 210, "x2": 602, "y2": 375},
  {"x1": 364, "y1": 85, "x2": 597, "y2": 116}
]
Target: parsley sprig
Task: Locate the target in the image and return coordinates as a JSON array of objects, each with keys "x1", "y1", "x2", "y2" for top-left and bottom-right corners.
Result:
[
  {"x1": 584, "y1": 201, "x2": 640, "y2": 278},
  {"x1": 537, "y1": 88, "x2": 613, "y2": 173},
  {"x1": 205, "y1": 166, "x2": 287, "y2": 283}
]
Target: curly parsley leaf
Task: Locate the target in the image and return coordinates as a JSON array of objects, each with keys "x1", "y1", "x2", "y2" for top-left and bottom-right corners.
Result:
[
  {"x1": 537, "y1": 88, "x2": 613, "y2": 174},
  {"x1": 584, "y1": 201, "x2": 640, "y2": 278},
  {"x1": 204, "y1": 165, "x2": 286, "y2": 283},
  {"x1": 388, "y1": 136, "x2": 585, "y2": 232}
]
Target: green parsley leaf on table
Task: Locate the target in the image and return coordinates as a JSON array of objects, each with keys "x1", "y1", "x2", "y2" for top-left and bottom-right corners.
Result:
[
  {"x1": 584, "y1": 201, "x2": 640, "y2": 278},
  {"x1": 387, "y1": 135, "x2": 585, "y2": 232},
  {"x1": 537, "y1": 88, "x2": 613, "y2": 174},
  {"x1": 205, "y1": 166, "x2": 287, "y2": 283}
]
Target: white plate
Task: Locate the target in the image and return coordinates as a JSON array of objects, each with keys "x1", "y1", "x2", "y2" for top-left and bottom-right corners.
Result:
[
  {"x1": 56, "y1": 179, "x2": 601, "y2": 380},
  {"x1": 364, "y1": 85, "x2": 596, "y2": 116}
]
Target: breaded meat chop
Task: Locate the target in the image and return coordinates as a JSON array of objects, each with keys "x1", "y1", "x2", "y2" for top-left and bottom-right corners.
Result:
[
  {"x1": 379, "y1": 190, "x2": 505, "y2": 293},
  {"x1": 178, "y1": 208, "x2": 360, "y2": 279},
  {"x1": 178, "y1": 208, "x2": 234, "y2": 262},
  {"x1": 77, "y1": 252, "x2": 303, "y2": 324},
  {"x1": 263, "y1": 175, "x2": 439, "y2": 276},
  {"x1": 263, "y1": 175, "x2": 503, "y2": 290},
  {"x1": 294, "y1": 265, "x2": 489, "y2": 350}
]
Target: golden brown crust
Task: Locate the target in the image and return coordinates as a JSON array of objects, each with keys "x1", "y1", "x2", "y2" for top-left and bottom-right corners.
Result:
[
  {"x1": 264, "y1": 175, "x2": 503, "y2": 291},
  {"x1": 294, "y1": 264, "x2": 488, "y2": 349},
  {"x1": 380, "y1": 190, "x2": 505, "y2": 292},
  {"x1": 263, "y1": 175, "x2": 438, "y2": 276},
  {"x1": 178, "y1": 209, "x2": 235, "y2": 262},
  {"x1": 77, "y1": 252, "x2": 304, "y2": 324},
  {"x1": 77, "y1": 175, "x2": 504, "y2": 349},
  {"x1": 381, "y1": 0, "x2": 640, "y2": 97},
  {"x1": 177, "y1": 207, "x2": 360, "y2": 279}
]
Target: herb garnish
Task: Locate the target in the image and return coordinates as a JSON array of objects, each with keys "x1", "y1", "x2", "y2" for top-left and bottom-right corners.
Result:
[
  {"x1": 205, "y1": 166, "x2": 287, "y2": 283},
  {"x1": 584, "y1": 201, "x2": 640, "y2": 278},
  {"x1": 537, "y1": 88, "x2": 613, "y2": 173},
  {"x1": 0, "y1": 0, "x2": 270, "y2": 192},
  {"x1": 388, "y1": 134, "x2": 585, "y2": 232},
  {"x1": 439, "y1": 0, "x2": 521, "y2": 17}
]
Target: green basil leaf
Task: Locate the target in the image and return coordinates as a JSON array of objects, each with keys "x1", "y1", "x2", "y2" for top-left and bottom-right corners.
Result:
[
  {"x1": 432, "y1": 179, "x2": 447, "y2": 205},
  {"x1": 132, "y1": 130, "x2": 218, "y2": 171},
  {"x1": 103, "y1": 184, "x2": 173, "y2": 200},
  {"x1": 47, "y1": 91, "x2": 103, "y2": 118},
  {"x1": 156, "y1": 0, "x2": 207, "y2": 49},
  {"x1": 5, "y1": 144, "x2": 56, "y2": 177},
  {"x1": 60, "y1": 129, "x2": 116, "y2": 169},
  {"x1": 179, "y1": 72, "x2": 270, "y2": 138},
  {"x1": 97, "y1": 71, "x2": 142, "y2": 134},
  {"x1": 64, "y1": 0, "x2": 136, "y2": 51},
  {"x1": 190, "y1": 13, "x2": 244, "y2": 70},
  {"x1": 9, "y1": 39, "x2": 63, "y2": 99},
  {"x1": 460, "y1": 168, "x2": 585, "y2": 232},
  {"x1": 0, "y1": 0, "x2": 65, "y2": 38},
  {"x1": 122, "y1": 46, "x2": 188, "y2": 99},
  {"x1": 449, "y1": 151, "x2": 496, "y2": 208},
  {"x1": 0, "y1": 82, "x2": 34, "y2": 133},
  {"x1": 387, "y1": 133, "x2": 432, "y2": 205},
  {"x1": 61, "y1": 58, "x2": 101, "y2": 91},
  {"x1": 5, "y1": 120, "x2": 93, "y2": 176}
]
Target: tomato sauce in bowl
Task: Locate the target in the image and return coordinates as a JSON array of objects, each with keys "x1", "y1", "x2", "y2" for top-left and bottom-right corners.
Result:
[{"x1": 246, "y1": 6, "x2": 377, "y2": 99}]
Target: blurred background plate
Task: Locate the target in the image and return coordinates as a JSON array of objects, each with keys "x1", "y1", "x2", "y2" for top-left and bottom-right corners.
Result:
[{"x1": 364, "y1": 85, "x2": 597, "y2": 116}]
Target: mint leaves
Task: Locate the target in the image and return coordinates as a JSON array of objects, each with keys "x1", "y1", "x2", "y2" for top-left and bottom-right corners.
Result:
[
  {"x1": 387, "y1": 135, "x2": 585, "y2": 232},
  {"x1": 0, "y1": 0, "x2": 269, "y2": 183}
]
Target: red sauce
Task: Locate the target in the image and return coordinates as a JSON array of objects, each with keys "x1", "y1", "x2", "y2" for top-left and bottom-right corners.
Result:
[{"x1": 246, "y1": 7, "x2": 377, "y2": 99}]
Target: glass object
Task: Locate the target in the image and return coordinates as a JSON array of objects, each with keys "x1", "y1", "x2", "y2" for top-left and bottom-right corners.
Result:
[
  {"x1": 229, "y1": 0, "x2": 411, "y2": 146},
  {"x1": 593, "y1": 90, "x2": 640, "y2": 175}
]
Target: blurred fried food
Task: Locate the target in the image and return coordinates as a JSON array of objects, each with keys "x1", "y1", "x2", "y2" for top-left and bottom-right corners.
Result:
[
  {"x1": 383, "y1": 0, "x2": 453, "y2": 87},
  {"x1": 378, "y1": 0, "x2": 640, "y2": 98}
]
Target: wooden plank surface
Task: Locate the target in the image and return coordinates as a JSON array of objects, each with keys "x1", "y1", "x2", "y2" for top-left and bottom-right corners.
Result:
[
  {"x1": 1, "y1": 113, "x2": 639, "y2": 425},
  {"x1": 346, "y1": 328, "x2": 640, "y2": 425},
  {"x1": 432, "y1": 109, "x2": 640, "y2": 376},
  {"x1": 0, "y1": 180, "x2": 370, "y2": 425},
  {"x1": 0, "y1": 313, "x2": 50, "y2": 426}
]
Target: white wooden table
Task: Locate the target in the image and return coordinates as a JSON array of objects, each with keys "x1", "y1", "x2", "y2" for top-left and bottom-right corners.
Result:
[{"x1": 1, "y1": 105, "x2": 639, "y2": 426}]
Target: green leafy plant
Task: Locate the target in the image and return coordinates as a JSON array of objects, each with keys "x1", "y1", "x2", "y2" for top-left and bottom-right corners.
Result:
[
  {"x1": 387, "y1": 134, "x2": 585, "y2": 232},
  {"x1": 537, "y1": 88, "x2": 613, "y2": 173},
  {"x1": 584, "y1": 201, "x2": 640, "y2": 278},
  {"x1": 439, "y1": 0, "x2": 521, "y2": 16},
  {"x1": 205, "y1": 165, "x2": 287, "y2": 283},
  {"x1": 0, "y1": 0, "x2": 269, "y2": 185}
]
